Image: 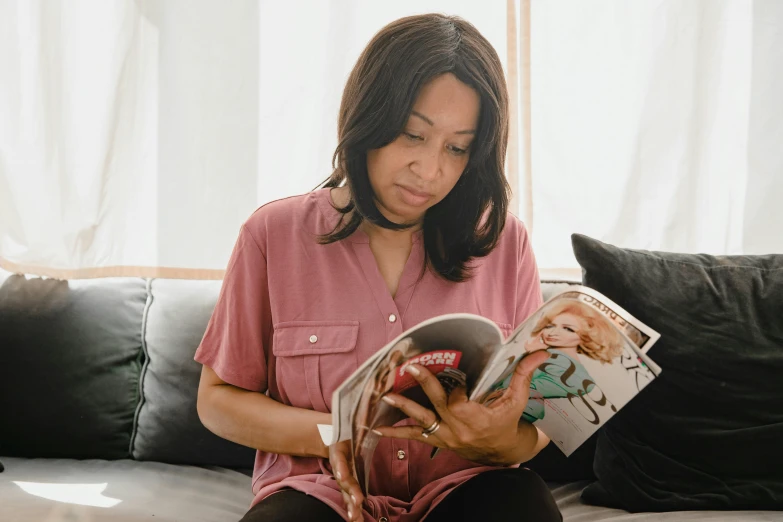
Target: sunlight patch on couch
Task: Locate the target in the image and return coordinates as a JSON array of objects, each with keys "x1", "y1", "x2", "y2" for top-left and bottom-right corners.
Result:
[{"x1": 13, "y1": 481, "x2": 122, "y2": 508}]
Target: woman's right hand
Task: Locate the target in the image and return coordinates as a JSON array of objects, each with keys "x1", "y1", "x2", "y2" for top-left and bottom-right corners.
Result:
[{"x1": 329, "y1": 439, "x2": 364, "y2": 522}]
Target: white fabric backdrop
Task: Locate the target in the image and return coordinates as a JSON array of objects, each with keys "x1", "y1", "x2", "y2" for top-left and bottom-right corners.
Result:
[
  {"x1": 0, "y1": 0, "x2": 263, "y2": 277},
  {"x1": 0, "y1": 0, "x2": 506, "y2": 277},
  {"x1": 1, "y1": 0, "x2": 781, "y2": 279},
  {"x1": 528, "y1": 0, "x2": 783, "y2": 271}
]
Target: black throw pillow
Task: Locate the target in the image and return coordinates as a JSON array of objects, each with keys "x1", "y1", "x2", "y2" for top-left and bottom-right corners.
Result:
[
  {"x1": 572, "y1": 234, "x2": 783, "y2": 511},
  {"x1": 525, "y1": 432, "x2": 597, "y2": 482},
  {"x1": 0, "y1": 274, "x2": 146, "y2": 459}
]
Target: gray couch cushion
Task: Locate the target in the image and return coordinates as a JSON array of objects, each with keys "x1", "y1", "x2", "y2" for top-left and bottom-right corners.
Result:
[
  {"x1": 2, "y1": 457, "x2": 778, "y2": 522},
  {"x1": 0, "y1": 456, "x2": 253, "y2": 522},
  {"x1": 132, "y1": 279, "x2": 255, "y2": 468},
  {"x1": 541, "y1": 280, "x2": 582, "y2": 302},
  {"x1": 572, "y1": 234, "x2": 783, "y2": 511},
  {"x1": 0, "y1": 274, "x2": 146, "y2": 459}
]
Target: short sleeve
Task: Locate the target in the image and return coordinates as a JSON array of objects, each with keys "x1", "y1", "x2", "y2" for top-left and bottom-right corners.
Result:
[
  {"x1": 515, "y1": 221, "x2": 543, "y2": 327},
  {"x1": 194, "y1": 224, "x2": 271, "y2": 393}
]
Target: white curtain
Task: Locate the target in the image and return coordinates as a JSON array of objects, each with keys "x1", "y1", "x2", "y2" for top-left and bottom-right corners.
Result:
[
  {"x1": 1, "y1": 0, "x2": 781, "y2": 280},
  {"x1": 0, "y1": 0, "x2": 506, "y2": 278},
  {"x1": 524, "y1": 0, "x2": 783, "y2": 274},
  {"x1": 0, "y1": 0, "x2": 263, "y2": 278}
]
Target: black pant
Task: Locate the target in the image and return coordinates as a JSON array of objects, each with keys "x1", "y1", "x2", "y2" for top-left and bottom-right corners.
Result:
[{"x1": 240, "y1": 468, "x2": 562, "y2": 521}]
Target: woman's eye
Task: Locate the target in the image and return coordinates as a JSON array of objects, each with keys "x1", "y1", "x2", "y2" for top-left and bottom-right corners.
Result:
[
  {"x1": 544, "y1": 325, "x2": 554, "y2": 330},
  {"x1": 404, "y1": 132, "x2": 423, "y2": 141},
  {"x1": 564, "y1": 327, "x2": 575, "y2": 333},
  {"x1": 448, "y1": 145, "x2": 468, "y2": 155}
]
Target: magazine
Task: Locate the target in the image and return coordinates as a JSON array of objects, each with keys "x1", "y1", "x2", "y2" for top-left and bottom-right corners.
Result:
[{"x1": 318, "y1": 285, "x2": 662, "y2": 494}]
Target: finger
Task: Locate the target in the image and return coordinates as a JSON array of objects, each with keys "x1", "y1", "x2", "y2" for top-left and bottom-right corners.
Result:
[
  {"x1": 402, "y1": 364, "x2": 452, "y2": 420},
  {"x1": 447, "y1": 386, "x2": 468, "y2": 408},
  {"x1": 343, "y1": 489, "x2": 363, "y2": 522},
  {"x1": 505, "y1": 350, "x2": 551, "y2": 411},
  {"x1": 329, "y1": 444, "x2": 350, "y2": 484},
  {"x1": 373, "y1": 424, "x2": 447, "y2": 446},
  {"x1": 337, "y1": 471, "x2": 363, "y2": 508},
  {"x1": 329, "y1": 445, "x2": 364, "y2": 506},
  {"x1": 337, "y1": 476, "x2": 363, "y2": 518},
  {"x1": 381, "y1": 393, "x2": 440, "y2": 430},
  {"x1": 341, "y1": 490, "x2": 355, "y2": 521}
]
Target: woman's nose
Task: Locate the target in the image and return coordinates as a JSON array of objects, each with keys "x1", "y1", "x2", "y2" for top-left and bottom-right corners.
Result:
[{"x1": 412, "y1": 145, "x2": 442, "y2": 181}]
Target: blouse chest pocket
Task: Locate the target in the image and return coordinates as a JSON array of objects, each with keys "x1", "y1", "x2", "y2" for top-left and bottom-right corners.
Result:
[{"x1": 272, "y1": 320, "x2": 359, "y2": 412}]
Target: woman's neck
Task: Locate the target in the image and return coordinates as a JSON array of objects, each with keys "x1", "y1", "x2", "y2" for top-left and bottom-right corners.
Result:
[
  {"x1": 361, "y1": 220, "x2": 419, "y2": 246},
  {"x1": 331, "y1": 186, "x2": 421, "y2": 245}
]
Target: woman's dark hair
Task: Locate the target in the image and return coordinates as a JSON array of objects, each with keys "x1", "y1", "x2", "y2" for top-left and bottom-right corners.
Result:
[{"x1": 319, "y1": 13, "x2": 510, "y2": 282}]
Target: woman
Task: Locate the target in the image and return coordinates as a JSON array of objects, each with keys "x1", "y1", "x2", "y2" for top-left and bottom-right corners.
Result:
[
  {"x1": 195, "y1": 13, "x2": 561, "y2": 522},
  {"x1": 521, "y1": 300, "x2": 624, "y2": 422}
]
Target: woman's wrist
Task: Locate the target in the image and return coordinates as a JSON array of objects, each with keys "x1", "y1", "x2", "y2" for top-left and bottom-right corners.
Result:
[
  {"x1": 515, "y1": 422, "x2": 549, "y2": 463},
  {"x1": 493, "y1": 422, "x2": 545, "y2": 466},
  {"x1": 464, "y1": 423, "x2": 541, "y2": 467},
  {"x1": 310, "y1": 412, "x2": 332, "y2": 458}
]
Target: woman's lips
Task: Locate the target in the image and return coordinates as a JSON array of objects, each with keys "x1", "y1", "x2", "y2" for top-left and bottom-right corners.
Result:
[{"x1": 397, "y1": 184, "x2": 431, "y2": 206}]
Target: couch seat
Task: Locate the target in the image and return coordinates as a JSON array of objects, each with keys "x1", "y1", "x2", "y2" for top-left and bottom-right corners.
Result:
[{"x1": 2, "y1": 457, "x2": 780, "y2": 521}]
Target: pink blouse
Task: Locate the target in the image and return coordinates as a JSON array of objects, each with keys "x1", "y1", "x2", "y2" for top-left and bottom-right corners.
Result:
[{"x1": 194, "y1": 188, "x2": 542, "y2": 522}]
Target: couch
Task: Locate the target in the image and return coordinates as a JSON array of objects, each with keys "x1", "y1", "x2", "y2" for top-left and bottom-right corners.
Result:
[{"x1": 1, "y1": 270, "x2": 779, "y2": 521}]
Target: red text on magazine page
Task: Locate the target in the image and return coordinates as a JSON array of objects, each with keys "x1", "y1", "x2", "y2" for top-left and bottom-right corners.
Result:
[{"x1": 393, "y1": 350, "x2": 465, "y2": 394}]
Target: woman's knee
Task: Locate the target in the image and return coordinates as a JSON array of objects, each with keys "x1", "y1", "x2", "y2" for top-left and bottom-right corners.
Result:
[
  {"x1": 462, "y1": 467, "x2": 552, "y2": 497},
  {"x1": 238, "y1": 490, "x2": 343, "y2": 522},
  {"x1": 427, "y1": 468, "x2": 562, "y2": 522}
]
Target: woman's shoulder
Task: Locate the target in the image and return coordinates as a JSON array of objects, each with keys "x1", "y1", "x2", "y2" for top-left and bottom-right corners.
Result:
[
  {"x1": 485, "y1": 212, "x2": 532, "y2": 260},
  {"x1": 242, "y1": 188, "x2": 339, "y2": 247},
  {"x1": 502, "y1": 212, "x2": 531, "y2": 243}
]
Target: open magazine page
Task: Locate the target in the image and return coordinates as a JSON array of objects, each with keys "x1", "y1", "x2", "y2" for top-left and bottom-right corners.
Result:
[
  {"x1": 348, "y1": 315, "x2": 505, "y2": 494},
  {"x1": 507, "y1": 287, "x2": 660, "y2": 354},
  {"x1": 329, "y1": 348, "x2": 389, "y2": 444},
  {"x1": 567, "y1": 288, "x2": 660, "y2": 354},
  {"x1": 473, "y1": 288, "x2": 662, "y2": 456},
  {"x1": 349, "y1": 337, "x2": 415, "y2": 495}
]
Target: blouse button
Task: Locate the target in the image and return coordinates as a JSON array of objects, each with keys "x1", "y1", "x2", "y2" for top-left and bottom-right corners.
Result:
[
  {"x1": 388, "y1": 314, "x2": 397, "y2": 323},
  {"x1": 397, "y1": 450, "x2": 406, "y2": 460},
  {"x1": 309, "y1": 335, "x2": 318, "y2": 344},
  {"x1": 380, "y1": 518, "x2": 389, "y2": 522}
]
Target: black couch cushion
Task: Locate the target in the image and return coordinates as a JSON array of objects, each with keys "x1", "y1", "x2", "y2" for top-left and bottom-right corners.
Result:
[
  {"x1": 572, "y1": 234, "x2": 783, "y2": 511},
  {"x1": 0, "y1": 273, "x2": 146, "y2": 459}
]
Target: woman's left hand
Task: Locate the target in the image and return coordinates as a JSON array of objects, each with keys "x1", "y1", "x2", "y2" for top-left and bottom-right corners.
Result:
[
  {"x1": 329, "y1": 439, "x2": 364, "y2": 522},
  {"x1": 373, "y1": 350, "x2": 551, "y2": 466}
]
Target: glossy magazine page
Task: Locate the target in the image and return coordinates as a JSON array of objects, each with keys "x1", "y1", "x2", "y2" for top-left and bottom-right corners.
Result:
[
  {"x1": 345, "y1": 316, "x2": 504, "y2": 493},
  {"x1": 473, "y1": 287, "x2": 661, "y2": 455}
]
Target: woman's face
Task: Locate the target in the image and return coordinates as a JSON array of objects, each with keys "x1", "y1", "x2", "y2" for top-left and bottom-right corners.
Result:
[
  {"x1": 542, "y1": 313, "x2": 584, "y2": 349},
  {"x1": 366, "y1": 73, "x2": 480, "y2": 225}
]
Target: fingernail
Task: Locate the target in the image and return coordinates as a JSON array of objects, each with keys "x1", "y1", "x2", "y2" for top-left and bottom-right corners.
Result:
[
  {"x1": 351, "y1": 494, "x2": 358, "y2": 505},
  {"x1": 381, "y1": 395, "x2": 396, "y2": 406},
  {"x1": 335, "y1": 471, "x2": 342, "y2": 481},
  {"x1": 347, "y1": 506, "x2": 353, "y2": 518},
  {"x1": 372, "y1": 429, "x2": 383, "y2": 436},
  {"x1": 406, "y1": 365, "x2": 420, "y2": 376}
]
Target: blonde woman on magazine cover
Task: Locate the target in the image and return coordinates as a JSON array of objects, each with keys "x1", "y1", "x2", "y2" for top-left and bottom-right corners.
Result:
[{"x1": 521, "y1": 300, "x2": 624, "y2": 422}]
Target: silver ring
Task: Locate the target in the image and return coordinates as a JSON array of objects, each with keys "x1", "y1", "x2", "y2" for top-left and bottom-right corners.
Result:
[{"x1": 421, "y1": 419, "x2": 441, "y2": 438}]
